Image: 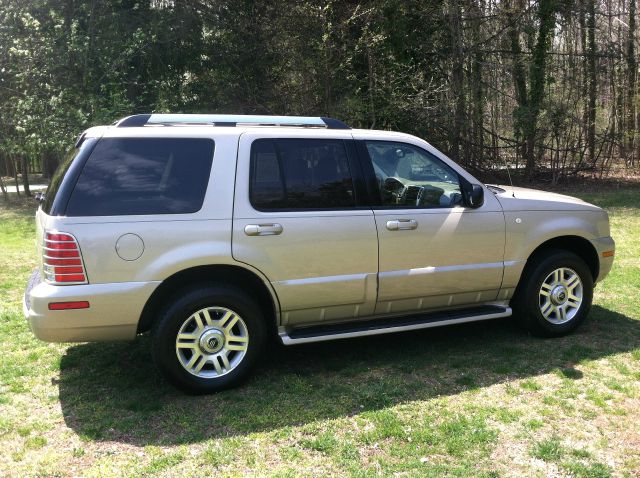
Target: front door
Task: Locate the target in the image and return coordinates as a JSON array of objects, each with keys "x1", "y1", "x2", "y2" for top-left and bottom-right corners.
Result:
[
  {"x1": 356, "y1": 139, "x2": 506, "y2": 315},
  {"x1": 232, "y1": 132, "x2": 379, "y2": 327}
]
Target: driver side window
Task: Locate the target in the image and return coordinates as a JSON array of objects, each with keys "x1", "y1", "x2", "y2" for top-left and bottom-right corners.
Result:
[{"x1": 365, "y1": 141, "x2": 463, "y2": 208}]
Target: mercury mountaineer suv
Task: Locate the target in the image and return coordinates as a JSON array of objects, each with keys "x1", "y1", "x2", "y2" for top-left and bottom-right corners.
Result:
[{"x1": 23, "y1": 114, "x2": 615, "y2": 393}]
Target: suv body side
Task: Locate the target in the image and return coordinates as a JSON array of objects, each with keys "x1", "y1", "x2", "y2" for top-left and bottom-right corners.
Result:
[{"x1": 24, "y1": 125, "x2": 614, "y2": 343}]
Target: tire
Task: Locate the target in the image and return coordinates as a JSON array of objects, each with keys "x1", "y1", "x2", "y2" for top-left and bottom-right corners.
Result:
[
  {"x1": 511, "y1": 249, "x2": 593, "y2": 337},
  {"x1": 151, "y1": 283, "x2": 267, "y2": 394}
]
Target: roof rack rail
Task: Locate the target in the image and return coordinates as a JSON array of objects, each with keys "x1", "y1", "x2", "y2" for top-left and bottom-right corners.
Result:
[{"x1": 115, "y1": 114, "x2": 350, "y2": 130}]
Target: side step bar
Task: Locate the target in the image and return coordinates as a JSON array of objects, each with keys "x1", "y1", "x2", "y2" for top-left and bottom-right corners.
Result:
[{"x1": 279, "y1": 305, "x2": 512, "y2": 345}]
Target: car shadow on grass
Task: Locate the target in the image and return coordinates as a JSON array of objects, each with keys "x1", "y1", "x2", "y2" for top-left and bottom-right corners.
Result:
[{"x1": 58, "y1": 305, "x2": 639, "y2": 445}]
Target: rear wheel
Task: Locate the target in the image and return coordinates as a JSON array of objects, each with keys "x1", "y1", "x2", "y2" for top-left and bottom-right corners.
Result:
[
  {"x1": 151, "y1": 284, "x2": 267, "y2": 393},
  {"x1": 512, "y1": 250, "x2": 593, "y2": 337}
]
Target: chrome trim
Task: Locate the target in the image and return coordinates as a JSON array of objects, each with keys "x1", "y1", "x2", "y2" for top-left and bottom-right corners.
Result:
[
  {"x1": 42, "y1": 254, "x2": 82, "y2": 261},
  {"x1": 42, "y1": 246, "x2": 81, "y2": 253},
  {"x1": 149, "y1": 114, "x2": 326, "y2": 126},
  {"x1": 244, "y1": 223, "x2": 283, "y2": 236},
  {"x1": 380, "y1": 261, "x2": 504, "y2": 278},
  {"x1": 44, "y1": 264, "x2": 83, "y2": 271},
  {"x1": 274, "y1": 272, "x2": 369, "y2": 287},
  {"x1": 279, "y1": 307, "x2": 512, "y2": 345},
  {"x1": 386, "y1": 219, "x2": 418, "y2": 231}
]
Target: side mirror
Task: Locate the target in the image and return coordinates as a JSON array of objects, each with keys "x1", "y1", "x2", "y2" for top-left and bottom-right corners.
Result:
[{"x1": 466, "y1": 184, "x2": 484, "y2": 208}]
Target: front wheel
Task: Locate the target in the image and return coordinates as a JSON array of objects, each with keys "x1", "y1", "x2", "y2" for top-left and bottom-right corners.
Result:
[
  {"x1": 512, "y1": 250, "x2": 594, "y2": 337},
  {"x1": 151, "y1": 284, "x2": 267, "y2": 394}
]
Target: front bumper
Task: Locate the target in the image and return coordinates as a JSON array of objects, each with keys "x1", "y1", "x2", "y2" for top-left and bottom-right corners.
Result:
[{"x1": 23, "y1": 269, "x2": 160, "y2": 342}]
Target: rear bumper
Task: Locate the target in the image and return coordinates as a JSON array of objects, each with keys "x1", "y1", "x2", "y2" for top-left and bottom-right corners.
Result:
[
  {"x1": 592, "y1": 236, "x2": 615, "y2": 283},
  {"x1": 23, "y1": 269, "x2": 160, "y2": 342}
]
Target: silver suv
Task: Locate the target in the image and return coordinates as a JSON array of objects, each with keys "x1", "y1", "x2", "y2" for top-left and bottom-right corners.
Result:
[{"x1": 24, "y1": 114, "x2": 615, "y2": 393}]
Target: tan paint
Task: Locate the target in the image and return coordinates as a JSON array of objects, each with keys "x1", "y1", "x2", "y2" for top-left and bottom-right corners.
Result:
[{"x1": 25, "y1": 125, "x2": 615, "y2": 342}]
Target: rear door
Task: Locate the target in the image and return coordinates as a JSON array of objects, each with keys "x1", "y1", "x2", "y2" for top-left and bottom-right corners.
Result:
[{"x1": 232, "y1": 131, "x2": 379, "y2": 327}]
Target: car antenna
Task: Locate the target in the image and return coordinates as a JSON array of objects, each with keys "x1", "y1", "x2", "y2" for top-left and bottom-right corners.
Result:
[{"x1": 502, "y1": 154, "x2": 516, "y2": 197}]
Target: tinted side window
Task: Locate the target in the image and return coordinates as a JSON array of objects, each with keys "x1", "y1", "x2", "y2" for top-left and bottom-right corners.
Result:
[
  {"x1": 66, "y1": 138, "x2": 214, "y2": 216},
  {"x1": 250, "y1": 139, "x2": 355, "y2": 210},
  {"x1": 42, "y1": 138, "x2": 98, "y2": 215},
  {"x1": 365, "y1": 141, "x2": 462, "y2": 208}
]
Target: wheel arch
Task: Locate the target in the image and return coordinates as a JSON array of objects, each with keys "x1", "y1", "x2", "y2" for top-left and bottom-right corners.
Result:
[
  {"x1": 526, "y1": 235, "x2": 599, "y2": 281},
  {"x1": 137, "y1": 264, "x2": 280, "y2": 335}
]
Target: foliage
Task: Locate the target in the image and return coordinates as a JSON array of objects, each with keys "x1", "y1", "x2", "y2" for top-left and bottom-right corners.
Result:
[{"x1": 0, "y1": 0, "x2": 638, "y2": 185}]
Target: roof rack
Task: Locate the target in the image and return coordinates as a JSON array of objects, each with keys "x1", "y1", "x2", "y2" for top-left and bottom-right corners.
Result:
[{"x1": 115, "y1": 114, "x2": 350, "y2": 130}]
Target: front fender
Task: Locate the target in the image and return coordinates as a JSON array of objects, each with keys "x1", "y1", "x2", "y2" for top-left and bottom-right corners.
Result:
[{"x1": 501, "y1": 210, "x2": 609, "y2": 291}]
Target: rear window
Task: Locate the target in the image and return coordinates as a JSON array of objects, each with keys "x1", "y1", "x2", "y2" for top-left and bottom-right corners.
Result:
[
  {"x1": 250, "y1": 138, "x2": 355, "y2": 210},
  {"x1": 66, "y1": 138, "x2": 214, "y2": 216}
]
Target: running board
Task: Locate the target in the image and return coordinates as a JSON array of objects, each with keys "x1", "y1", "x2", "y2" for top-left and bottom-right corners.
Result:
[{"x1": 279, "y1": 305, "x2": 512, "y2": 345}]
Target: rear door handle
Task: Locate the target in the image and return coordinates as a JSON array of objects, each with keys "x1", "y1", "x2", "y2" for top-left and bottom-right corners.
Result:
[
  {"x1": 386, "y1": 219, "x2": 418, "y2": 231},
  {"x1": 244, "y1": 223, "x2": 283, "y2": 236}
]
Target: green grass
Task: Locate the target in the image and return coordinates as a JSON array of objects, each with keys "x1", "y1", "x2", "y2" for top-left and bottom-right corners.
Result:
[{"x1": 0, "y1": 188, "x2": 639, "y2": 477}]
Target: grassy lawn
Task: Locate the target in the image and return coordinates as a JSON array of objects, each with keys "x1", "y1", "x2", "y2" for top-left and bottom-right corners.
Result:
[{"x1": 1, "y1": 188, "x2": 639, "y2": 477}]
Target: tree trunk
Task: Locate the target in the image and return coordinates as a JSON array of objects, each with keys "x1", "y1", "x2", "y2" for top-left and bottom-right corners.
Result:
[
  {"x1": 43, "y1": 149, "x2": 59, "y2": 179},
  {"x1": 586, "y1": 0, "x2": 597, "y2": 166},
  {"x1": 579, "y1": 0, "x2": 588, "y2": 169},
  {"x1": 12, "y1": 156, "x2": 20, "y2": 196},
  {"x1": 468, "y1": 0, "x2": 485, "y2": 169},
  {"x1": 524, "y1": 0, "x2": 556, "y2": 180},
  {"x1": 505, "y1": 0, "x2": 529, "y2": 169},
  {"x1": 449, "y1": 0, "x2": 465, "y2": 163},
  {"x1": 367, "y1": 46, "x2": 376, "y2": 129},
  {"x1": 21, "y1": 156, "x2": 31, "y2": 196},
  {"x1": 627, "y1": 0, "x2": 637, "y2": 166},
  {"x1": 0, "y1": 173, "x2": 7, "y2": 201}
]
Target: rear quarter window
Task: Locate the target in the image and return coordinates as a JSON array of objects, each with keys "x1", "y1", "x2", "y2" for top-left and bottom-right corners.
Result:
[
  {"x1": 42, "y1": 138, "x2": 98, "y2": 215},
  {"x1": 65, "y1": 138, "x2": 214, "y2": 216}
]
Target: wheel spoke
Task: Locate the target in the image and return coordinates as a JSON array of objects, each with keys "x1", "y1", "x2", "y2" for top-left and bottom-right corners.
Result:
[
  {"x1": 218, "y1": 310, "x2": 234, "y2": 328},
  {"x1": 212, "y1": 355, "x2": 223, "y2": 375},
  {"x1": 194, "y1": 355, "x2": 208, "y2": 374},
  {"x1": 202, "y1": 309, "x2": 214, "y2": 326},
  {"x1": 193, "y1": 312, "x2": 205, "y2": 331},
  {"x1": 565, "y1": 274, "x2": 580, "y2": 290},
  {"x1": 553, "y1": 269, "x2": 561, "y2": 283},
  {"x1": 220, "y1": 350, "x2": 231, "y2": 370},
  {"x1": 226, "y1": 334, "x2": 248, "y2": 351},
  {"x1": 177, "y1": 333, "x2": 198, "y2": 349},
  {"x1": 541, "y1": 301, "x2": 553, "y2": 318},
  {"x1": 557, "y1": 305, "x2": 567, "y2": 322},
  {"x1": 221, "y1": 314, "x2": 239, "y2": 332},
  {"x1": 566, "y1": 296, "x2": 581, "y2": 309},
  {"x1": 184, "y1": 351, "x2": 202, "y2": 370}
]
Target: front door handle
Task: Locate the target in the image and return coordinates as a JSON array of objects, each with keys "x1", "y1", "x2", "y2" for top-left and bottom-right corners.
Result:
[
  {"x1": 244, "y1": 223, "x2": 283, "y2": 236},
  {"x1": 386, "y1": 219, "x2": 418, "y2": 231}
]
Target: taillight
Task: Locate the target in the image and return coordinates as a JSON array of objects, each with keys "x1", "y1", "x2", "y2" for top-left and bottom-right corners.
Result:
[{"x1": 43, "y1": 232, "x2": 88, "y2": 285}]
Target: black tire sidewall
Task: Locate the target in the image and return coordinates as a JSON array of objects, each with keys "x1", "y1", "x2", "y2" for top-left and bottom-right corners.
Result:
[
  {"x1": 151, "y1": 284, "x2": 267, "y2": 394},
  {"x1": 514, "y1": 250, "x2": 593, "y2": 337}
]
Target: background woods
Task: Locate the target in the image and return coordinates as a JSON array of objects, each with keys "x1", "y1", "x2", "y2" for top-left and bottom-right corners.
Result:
[{"x1": 0, "y1": 0, "x2": 638, "y2": 193}]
